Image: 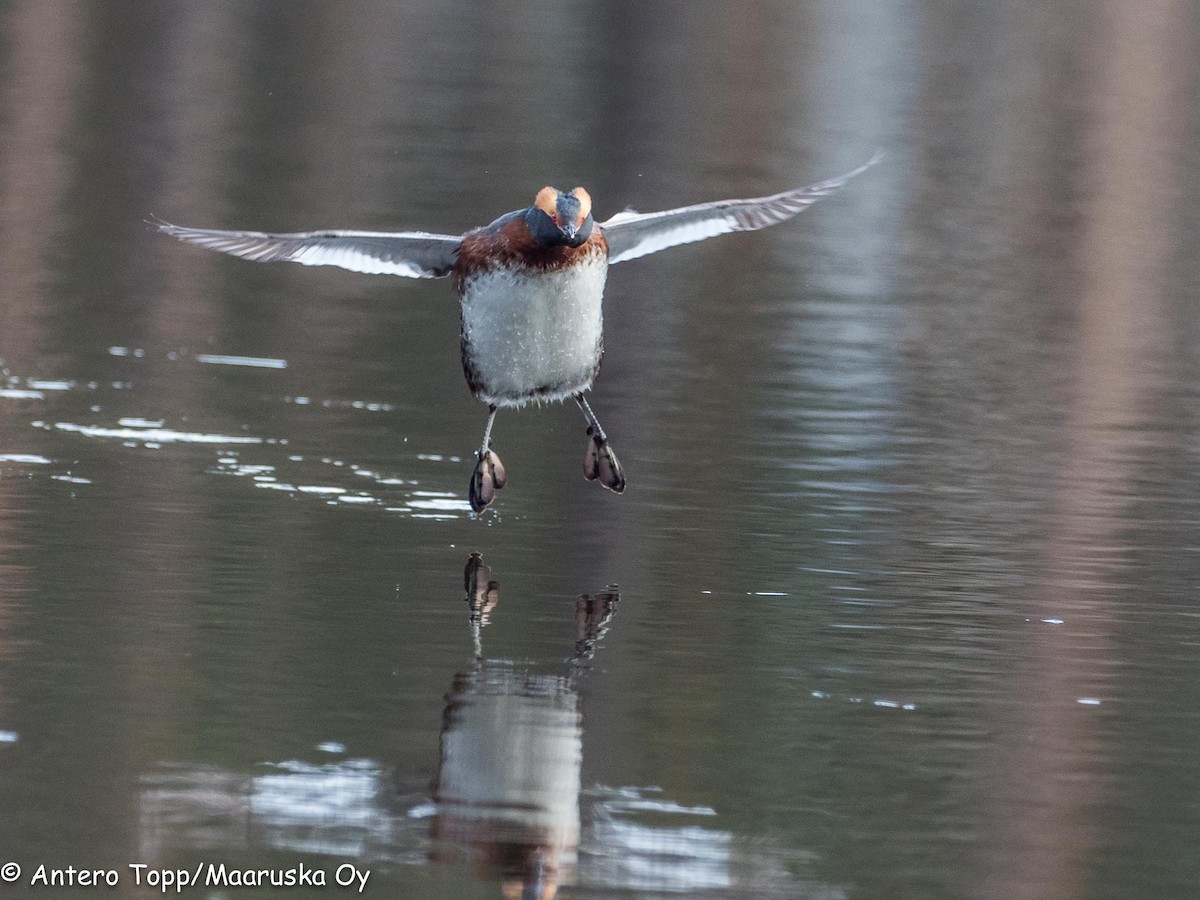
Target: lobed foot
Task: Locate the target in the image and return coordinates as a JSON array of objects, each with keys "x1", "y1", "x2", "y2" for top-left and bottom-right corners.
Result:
[
  {"x1": 583, "y1": 429, "x2": 626, "y2": 493},
  {"x1": 469, "y1": 449, "x2": 507, "y2": 513}
]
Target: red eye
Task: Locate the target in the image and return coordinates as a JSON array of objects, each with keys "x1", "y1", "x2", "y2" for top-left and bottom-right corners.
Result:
[{"x1": 550, "y1": 213, "x2": 558, "y2": 223}]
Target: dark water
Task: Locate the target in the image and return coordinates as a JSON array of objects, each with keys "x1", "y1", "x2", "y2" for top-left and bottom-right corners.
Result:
[{"x1": 2, "y1": 1, "x2": 1200, "y2": 898}]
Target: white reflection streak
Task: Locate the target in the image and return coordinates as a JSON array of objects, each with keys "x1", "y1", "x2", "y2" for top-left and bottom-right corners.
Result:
[
  {"x1": 138, "y1": 761, "x2": 395, "y2": 862},
  {"x1": 195, "y1": 354, "x2": 288, "y2": 369},
  {"x1": 251, "y1": 760, "x2": 391, "y2": 856},
  {"x1": 54, "y1": 422, "x2": 262, "y2": 444}
]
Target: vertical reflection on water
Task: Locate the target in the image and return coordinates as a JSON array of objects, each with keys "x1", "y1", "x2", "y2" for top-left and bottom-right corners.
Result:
[
  {"x1": 0, "y1": 475, "x2": 30, "y2": 749},
  {"x1": 978, "y1": 2, "x2": 1188, "y2": 899},
  {"x1": 0, "y1": 2, "x2": 83, "y2": 357},
  {"x1": 433, "y1": 666, "x2": 582, "y2": 896},
  {"x1": 433, "y1": 557, "x2": 842, "y2": 899},
  {"x1": 429, "y1": 554, "x2": 613, "y2": 899}
]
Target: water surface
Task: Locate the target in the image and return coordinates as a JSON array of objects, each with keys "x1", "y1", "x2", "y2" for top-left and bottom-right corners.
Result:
[{"x1": 1, "y1": 2, "x2": 1199, "y2": 898}]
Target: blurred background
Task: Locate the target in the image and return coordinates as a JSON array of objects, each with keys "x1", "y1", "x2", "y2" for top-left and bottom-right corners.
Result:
[{"x1": 1, "y1": 1, "x2": 1199, "y2": 898}]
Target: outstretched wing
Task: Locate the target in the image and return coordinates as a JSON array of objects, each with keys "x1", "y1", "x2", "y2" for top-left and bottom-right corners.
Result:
[
  {"x1": 600, "y1": 151, "x2": 882, "y2": 265},
  {"x1": 151, "y1": 219, "x2": 461, "y2": 278}
]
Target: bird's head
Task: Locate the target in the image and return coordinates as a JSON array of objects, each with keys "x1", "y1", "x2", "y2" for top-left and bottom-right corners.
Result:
[{"x1": 527, "y1": 186, "x2": 594, "y2": 248}]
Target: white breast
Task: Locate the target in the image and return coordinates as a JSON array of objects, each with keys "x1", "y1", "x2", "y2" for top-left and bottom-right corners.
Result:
[{"x1": 459, "y1": 257, "x2": 608, "y2": 407}]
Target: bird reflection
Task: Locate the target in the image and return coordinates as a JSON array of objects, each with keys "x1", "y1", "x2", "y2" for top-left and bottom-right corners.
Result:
[
  {"x1": 464, "y1": 551, "x2": 501, "y2": 659},
  {"x1": 131, "y1": 555, "x2": 817, "y2": 896},
  {"x1": 432, "y1": 553, "x2": 617, "y2": 900}
]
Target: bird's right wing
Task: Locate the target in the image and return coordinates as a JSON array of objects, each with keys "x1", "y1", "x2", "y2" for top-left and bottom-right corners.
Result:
[
  {"x1": 600, "y1": 152, "x2": 882, "y2": 265},
  {"x1": 151, "y1": 219, "x2": 461, "y2": 278}
]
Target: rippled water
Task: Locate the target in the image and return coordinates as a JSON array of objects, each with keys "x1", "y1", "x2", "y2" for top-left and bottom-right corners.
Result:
[{"x1": 1, "y1": 2, "x2": 1200, "y2": 899}]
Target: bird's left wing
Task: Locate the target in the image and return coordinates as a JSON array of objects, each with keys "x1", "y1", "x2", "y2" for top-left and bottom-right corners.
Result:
[
  {"x1": 600, "y1": 152, "x2": 882, "y2": 265},
  {"x1": 151, "y1": 220, "x2": 461, "y2": 278}
]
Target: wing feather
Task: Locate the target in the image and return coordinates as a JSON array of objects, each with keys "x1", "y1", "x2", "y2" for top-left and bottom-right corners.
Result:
[
  {"x1": 600, "y1": 151, "x2": 882, "y2": 264},
  {"x1": 151, "y1": 219, "x2": 461, "y2": 278}
]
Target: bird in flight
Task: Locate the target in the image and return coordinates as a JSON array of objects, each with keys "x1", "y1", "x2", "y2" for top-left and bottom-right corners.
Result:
[{"x1": 154, "y1": 153, "x2": 880, "y2": 513}]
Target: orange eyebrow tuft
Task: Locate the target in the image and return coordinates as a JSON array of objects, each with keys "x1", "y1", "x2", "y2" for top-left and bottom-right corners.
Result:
[
  {"x1": 534, "y1": 186, "x2": 559, "y2": 218},
  {"x1": 570, "y1": 187, "x2": 592, "y2": 222}
]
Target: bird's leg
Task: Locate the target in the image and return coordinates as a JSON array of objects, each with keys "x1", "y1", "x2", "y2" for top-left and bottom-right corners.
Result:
[
  {"x1": 574, "y1": 393, "x2": 626, "y2": 493},
  {"x1": 468, "y1": 405, "x2": 506, "y2": 513}
]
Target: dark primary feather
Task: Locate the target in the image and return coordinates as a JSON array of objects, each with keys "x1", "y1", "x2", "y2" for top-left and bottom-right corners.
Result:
[
  {"x1": 600, "y1": 151, "x2": 883, "y2": 264},
  {"x1": 150, "y1": 219, "x2": 461, "y2": 278}
]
